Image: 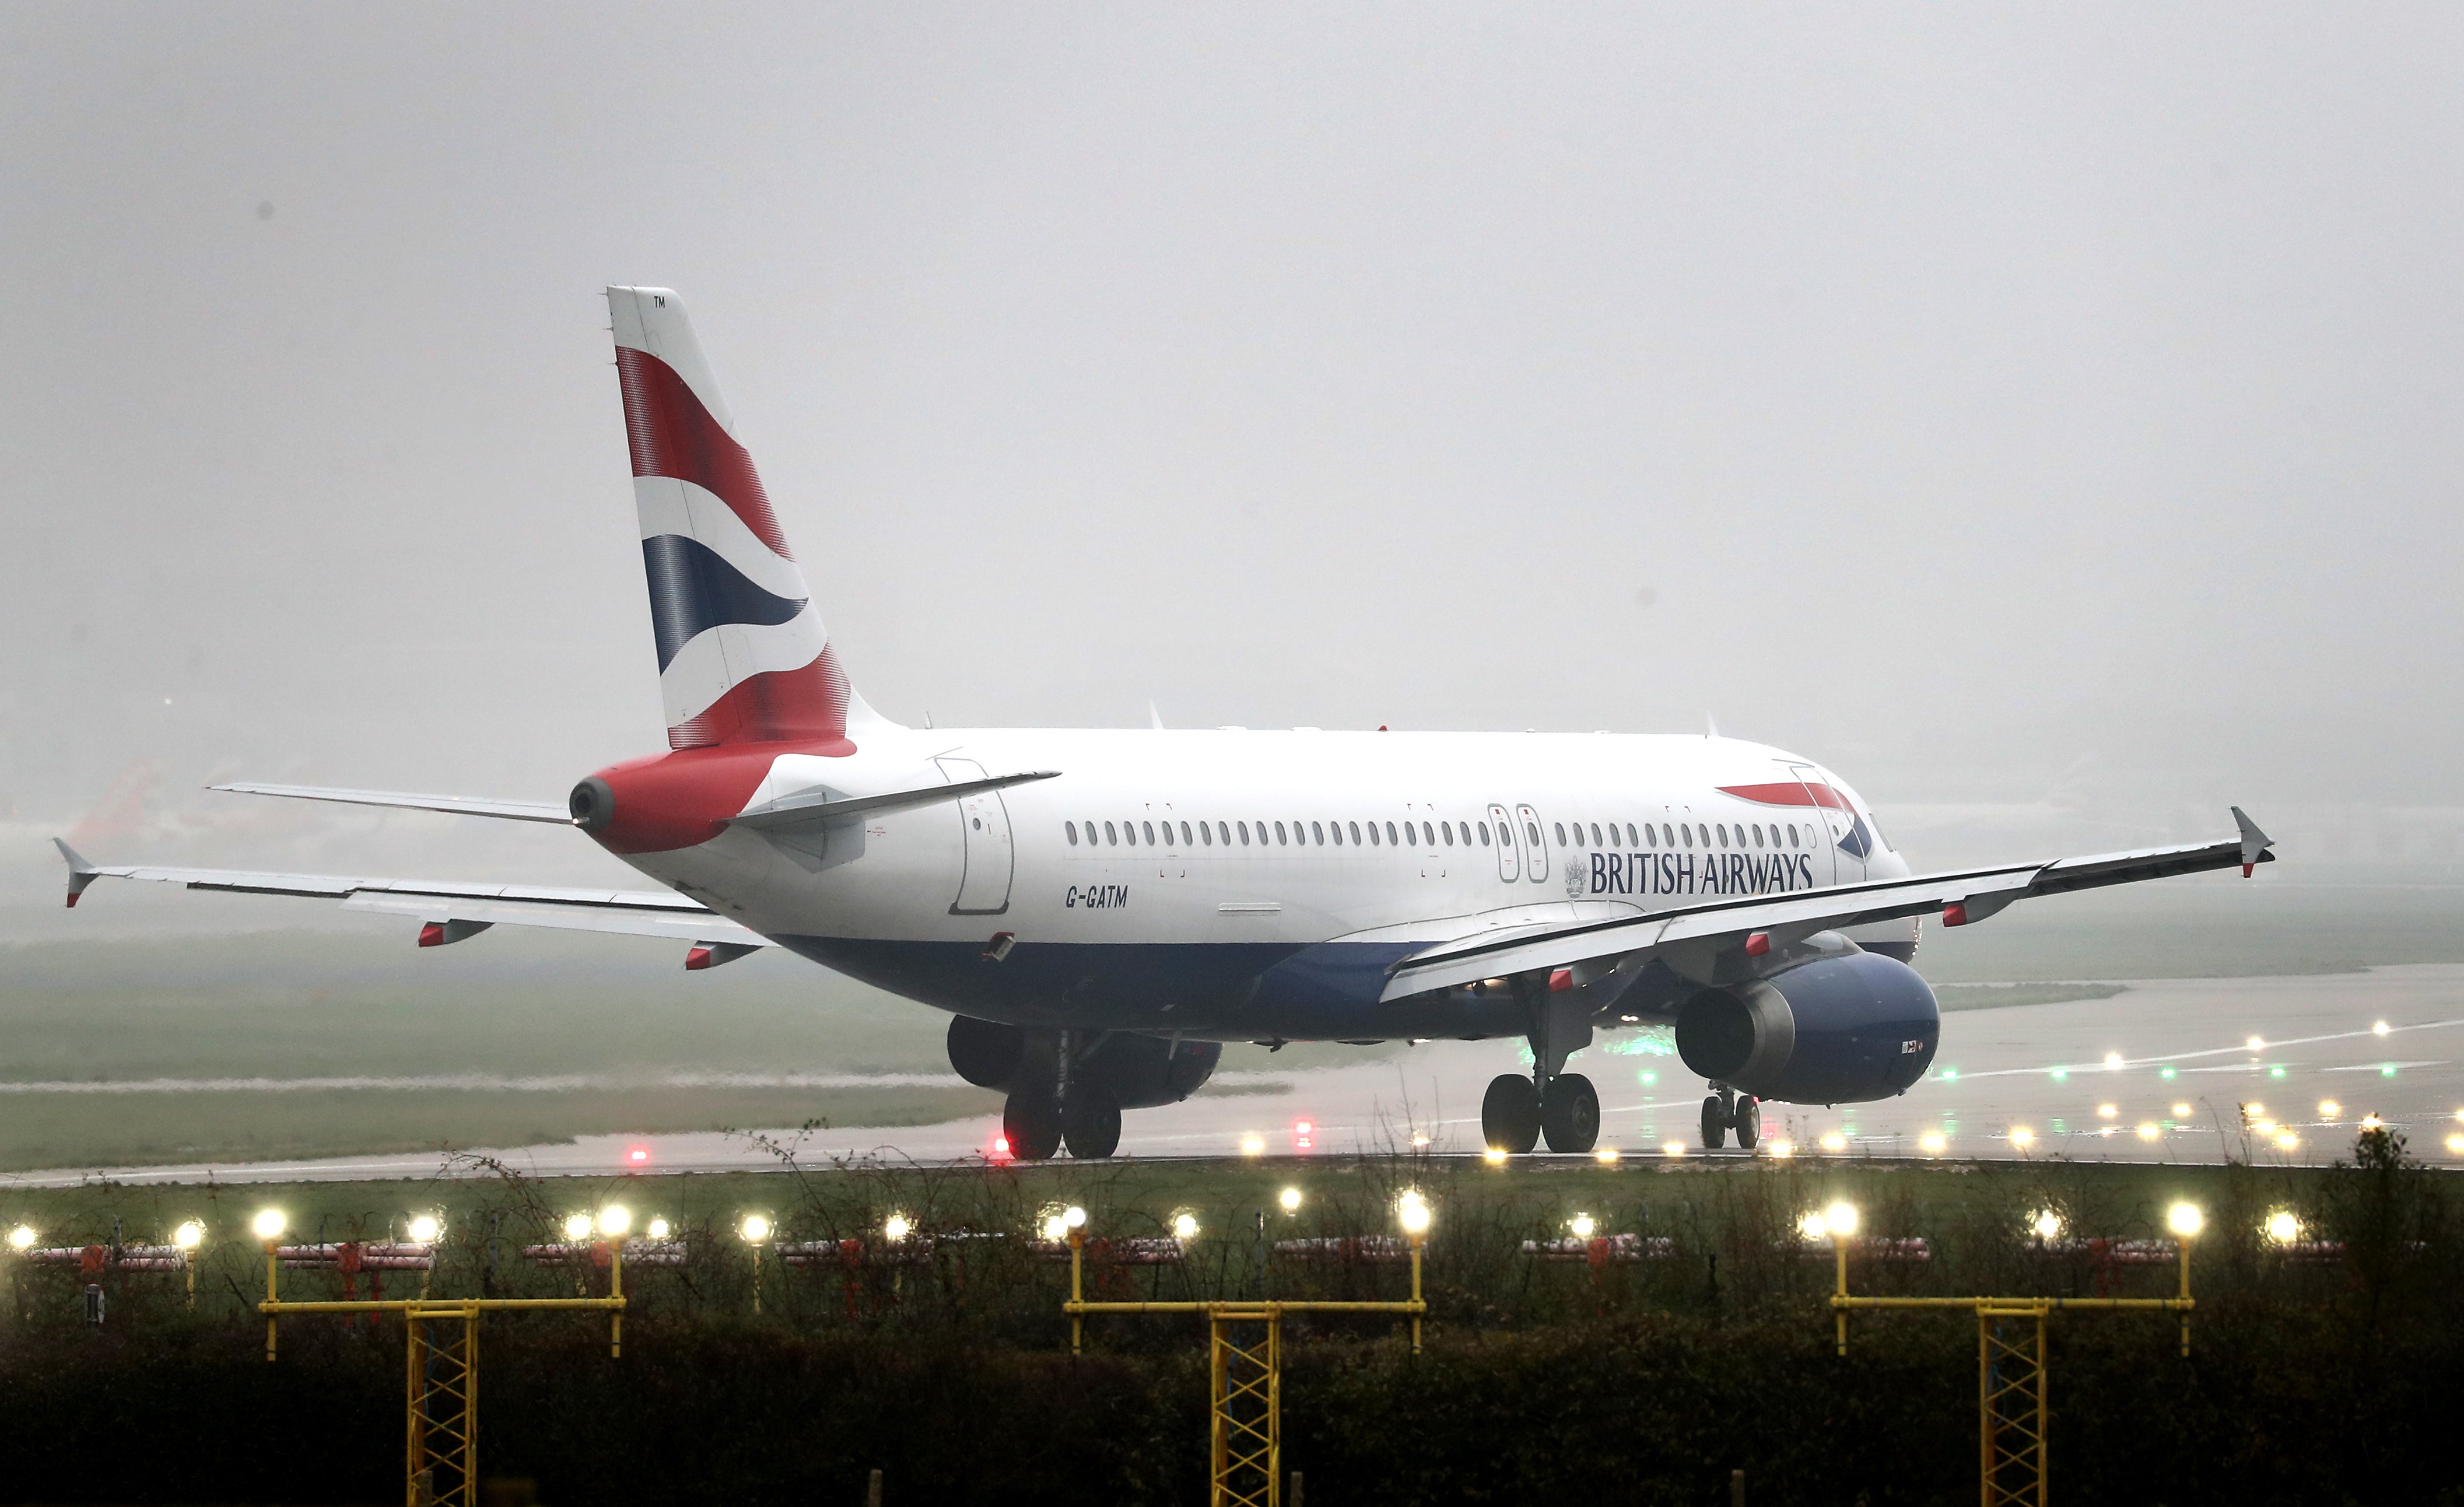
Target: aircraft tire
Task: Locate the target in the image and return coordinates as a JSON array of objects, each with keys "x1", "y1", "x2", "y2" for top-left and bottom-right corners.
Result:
[
  {"x1": 1732, "y1": 1094, "x2": 1761, "y2": 1150},
  {"x1": 1003, "y1": 1091, "x2": 1064, "y2": 1161},
  {"x1": 1539, "y1": 1073, "x2": 1600, "y2": 1154},
  {"x1": 1699, "y1": 1094, "x2": 1729, "y2": 1151},
  {"x1": 1481, "y1": 1074, "x2": 1541, "y2": 1155},
  {"x1": 1061, "y1": 1090, "x2": 1123, "y2": 1159}
]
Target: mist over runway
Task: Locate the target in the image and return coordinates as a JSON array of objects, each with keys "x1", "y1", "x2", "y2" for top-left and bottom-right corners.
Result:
[{"x1": 15, "y1": 964, "x2": 2458, "y2": 1190}]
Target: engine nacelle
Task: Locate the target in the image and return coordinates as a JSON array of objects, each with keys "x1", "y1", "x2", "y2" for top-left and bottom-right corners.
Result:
[
  {"x1": 1673, "y1": 950, "x2": 1939, "y2": 1105},
  {"x1": 945, "y1": 1017, "x2": 1221, "y2": 1109}
]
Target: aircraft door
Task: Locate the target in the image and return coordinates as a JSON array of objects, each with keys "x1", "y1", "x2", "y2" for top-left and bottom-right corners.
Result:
[
  {"x1": 1486, "y1": 802, "x2": 1520, "y2": 882},
  {"x1": 937, "y1": 756, "x2": 1015, "y2": 915},
  {"x1": 1787, "y1": 763, "x2": 1842, "y2": 888},
  {"x1": 1515, "y1": 803, "x2": 1551, "y2": 886}
]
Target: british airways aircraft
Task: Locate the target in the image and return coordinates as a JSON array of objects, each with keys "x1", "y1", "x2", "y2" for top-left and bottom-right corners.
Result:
[{"x1": 55, "y1": 288, "x2": 2278, "y2": 1160}]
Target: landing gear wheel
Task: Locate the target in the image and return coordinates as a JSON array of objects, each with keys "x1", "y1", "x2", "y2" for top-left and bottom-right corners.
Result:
[
  {"x1": 1481, "y1": 1074, "x2": 1542, "y2": 1155},
  {"x1": 1699, "y1": 1094, "x2": 1729, "y2": 1151},
  {"x1": 1002, "y1": 1091, "x2": 1063, "y2": 1161},
  {"x1": 1060, "y1": 1091, "x2": 1123, "y2": 1159},
  {"x1": 1540, "y1": 1073, "x2": 1601, "y2": 1154},
  {"x1": 1732, "y1": 1094, "x2": 1760, "y2": 1151}
]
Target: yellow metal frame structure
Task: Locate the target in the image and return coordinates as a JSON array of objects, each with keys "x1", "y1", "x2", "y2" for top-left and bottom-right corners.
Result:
[
  {"x1": 1828, "y1": 1236, "x2": 2195, "y2": 1507},
  {"x1": 259, "y1": 1242, "x2": 626, "y2": 1507},
  {"x1": 406, "y1": 1302, "x2": 479, "y2": 1507},
  {"x1": 1063, "y1": 1231, "x2": 1426, "y2": 1507}
]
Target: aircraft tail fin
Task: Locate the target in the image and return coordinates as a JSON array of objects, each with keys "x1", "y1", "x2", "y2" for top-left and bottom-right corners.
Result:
[{"x1": 608, "y1": 286, "x2": 867, "y2": 749}]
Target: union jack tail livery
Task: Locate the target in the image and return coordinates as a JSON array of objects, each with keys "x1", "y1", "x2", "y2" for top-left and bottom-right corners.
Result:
[{"x1": 609, "y1": 286, "x2": 853, "y2": 750}]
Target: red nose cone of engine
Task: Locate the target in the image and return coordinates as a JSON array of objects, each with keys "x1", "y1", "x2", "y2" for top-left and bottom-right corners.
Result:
[{"x1": 569, "y1": 747, "x2": 781, "y2": 856}]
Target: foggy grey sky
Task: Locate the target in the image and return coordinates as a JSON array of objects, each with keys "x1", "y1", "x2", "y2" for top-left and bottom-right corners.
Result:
[{"x1": 5, "y1": 3, "x2": 2461, "y2": 899}]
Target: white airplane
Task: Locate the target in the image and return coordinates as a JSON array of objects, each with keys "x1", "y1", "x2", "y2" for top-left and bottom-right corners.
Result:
[{"x1": 55, "y1": 288, "x2": 2279, "y2": 1161}]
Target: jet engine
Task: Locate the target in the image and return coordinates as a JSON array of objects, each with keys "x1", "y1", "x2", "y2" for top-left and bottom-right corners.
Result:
[
  {"x1": 946, "y1": 1017, "x2": 1220, "y2": 1109},
  {"x1": 1673, "y1": 949, "x2": 1939, "y2": 1105}
]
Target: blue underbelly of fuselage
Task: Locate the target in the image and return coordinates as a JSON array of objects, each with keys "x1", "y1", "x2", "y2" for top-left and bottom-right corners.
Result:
[{"x1": 776, "y1": 934, "x2": 1537, "y2": 1040}]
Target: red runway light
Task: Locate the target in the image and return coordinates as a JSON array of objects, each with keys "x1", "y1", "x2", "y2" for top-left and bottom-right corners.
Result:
[{"x1": 627, "y1": 1145, "x2": 650, "y2": 1165}]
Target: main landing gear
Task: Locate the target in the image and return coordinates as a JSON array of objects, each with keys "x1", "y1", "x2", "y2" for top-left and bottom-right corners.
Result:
[
  {"x1": 1480, "y1": 1073, "x2": 1600, "y2": 1155},
  {"x1": 1002, "y1": 1084, "x2": 1122, "y2": 1161},
  {"x1": 1480, "y1": 974, "x2": 1601, "y2": 1155},
  {"x1": 1698, "y1": 1085, "x2": 1759, "y2": 1151}
]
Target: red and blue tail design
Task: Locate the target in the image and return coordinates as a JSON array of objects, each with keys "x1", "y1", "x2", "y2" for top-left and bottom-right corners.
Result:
[{"x1": 608, "y1": 287, "x2": 853, "y2": 751}]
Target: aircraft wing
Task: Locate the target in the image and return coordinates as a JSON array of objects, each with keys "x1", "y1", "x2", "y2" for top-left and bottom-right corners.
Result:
[
  {"x1": 1379, "y1": 808, "x2": 2276, "y2": 1002},
  {"x1": 52, "y1": 840, "x2": 772, "y2": 967}
]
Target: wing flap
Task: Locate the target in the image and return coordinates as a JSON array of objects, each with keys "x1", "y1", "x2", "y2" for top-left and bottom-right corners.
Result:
[{"x1": 338, "y1": 893, "x2": 769, "y2": 945}]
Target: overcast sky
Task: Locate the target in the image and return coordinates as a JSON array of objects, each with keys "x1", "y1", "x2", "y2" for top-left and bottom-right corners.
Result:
[{"x1": 3, "y1": 3, "x2": 2459, "y2": 905}]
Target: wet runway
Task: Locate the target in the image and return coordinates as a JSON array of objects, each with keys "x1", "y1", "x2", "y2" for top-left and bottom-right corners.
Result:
[{"x1": 13, "y1": 964, "x2": 2464, "y2": 1187}]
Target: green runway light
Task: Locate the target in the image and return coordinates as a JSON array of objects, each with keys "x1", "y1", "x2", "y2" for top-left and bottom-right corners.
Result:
[
  {"x1": 2160, "y1": 1067, "x2": 2177, "y2": 1080},
  {"x1": 2050, "y1": 1067, "x2": 2068, "y2": 1081},
  {"x1": 1638, "y1": 1071, "x2": 1656, "y2": 1085},
  {"x1": 2382, "y1": 1065, "x2": 2398, "y2": 1077},
  {"x1": 1940, "y1": 1068, "x2": 1957, "y2": 1081},
  {"x1": 2269, "y1": 1066, "x2": 2286, "y2": 1078}
]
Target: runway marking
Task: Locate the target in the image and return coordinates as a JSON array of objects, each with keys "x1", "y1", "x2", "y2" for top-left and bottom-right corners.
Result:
[{"x1": 1949, "y1": 1018, "x2": 2464, "y2": 1081}]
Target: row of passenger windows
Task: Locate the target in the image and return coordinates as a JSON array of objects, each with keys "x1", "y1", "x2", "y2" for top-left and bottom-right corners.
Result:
[{"x1": 1061, "y1": 816, "x2": 1805, "y2": 851}]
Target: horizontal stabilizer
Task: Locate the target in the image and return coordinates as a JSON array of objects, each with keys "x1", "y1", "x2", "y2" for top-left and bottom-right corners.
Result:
[
  {"x1": 52, "y1": 845, "x2": 765, "y2": 949},
  {"x1": 212, "y1": 783, "x2": 572, "y2": 823}
]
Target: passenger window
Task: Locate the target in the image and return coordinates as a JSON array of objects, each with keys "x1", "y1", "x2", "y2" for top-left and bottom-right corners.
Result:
[
  {"x1": 1177, "y1": 821, "x2": 1191, "y2": 846},
  {"x1": 1478, "y1": 822, "x2": 1491, "y2": 846},
  {"x1": 1553, "y1": 822, "x2": 1567, "y2": 846},
  {"x1": 1103, "y1": 821, "x2": 1117, "y2": 846},
  {"x1": 1753, "y1": 824, "x2": 1765, "y2": 847},
  {"x1": 1142, "y1": 821, "x2": 1156, "y2": 845},
  {"x1": 1589, "y1": 822, "x2": 1602, "y2": 846},
  {"x1": 1238, "y1": 821, "x2": 1250, "y2": 845},
  {"x1": 1698, "y1": 824, "x2": 1711, "y2": 847},
  {"x1": 1787, "y1": 823, "x2": 1799, "y2": 845},
  {"x1": 1367, "y1": 822, "x2": 1381, "y2": 846},
  {"x1": 1312, "y1": 821, "x2": 1325, "y2": 844},
  {"x1": 1200, "y1": 822, "x2": 1212, "y2": 846},
  {"x1": 1642, "y1": 823, "x2": 1655, "y2": 849},
  {"x1": 1526, "y1": 821, "x2": 1541, "y2": 847},
  {"x1": 1386, "y1": 821, "x2": 1400, "y2": 846},
  {"x1": 1218, "y1": 821, "x2": 1230, "y2": 846},
  {"x1": 1065, "y1": 821, "x2": 1078, "y2": 846},
  {"x1": 1275, "y1": 821, "x2": 1288, "y2": 844},
  {"x1": 1347, "y1": 821, "x2": 1361, "y2": 845},
  {"x1": 1682, "y1": 825, "x2": 1693, "y2": 849},
  {"x1": 1442, "y1": 822, "x2": 1454, "y2": 847},
  {"x1": 1716, "y1": 824, "x2": 1727, "y2": 846}
]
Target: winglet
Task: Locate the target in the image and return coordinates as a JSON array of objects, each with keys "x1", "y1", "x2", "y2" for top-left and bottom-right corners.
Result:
[
  {"x1": 52, "y1": 839, "x2": 100, "y2": 908},
  {"x1": 2231, "y1": 806, "x2": 2274, "y2": 878}
]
